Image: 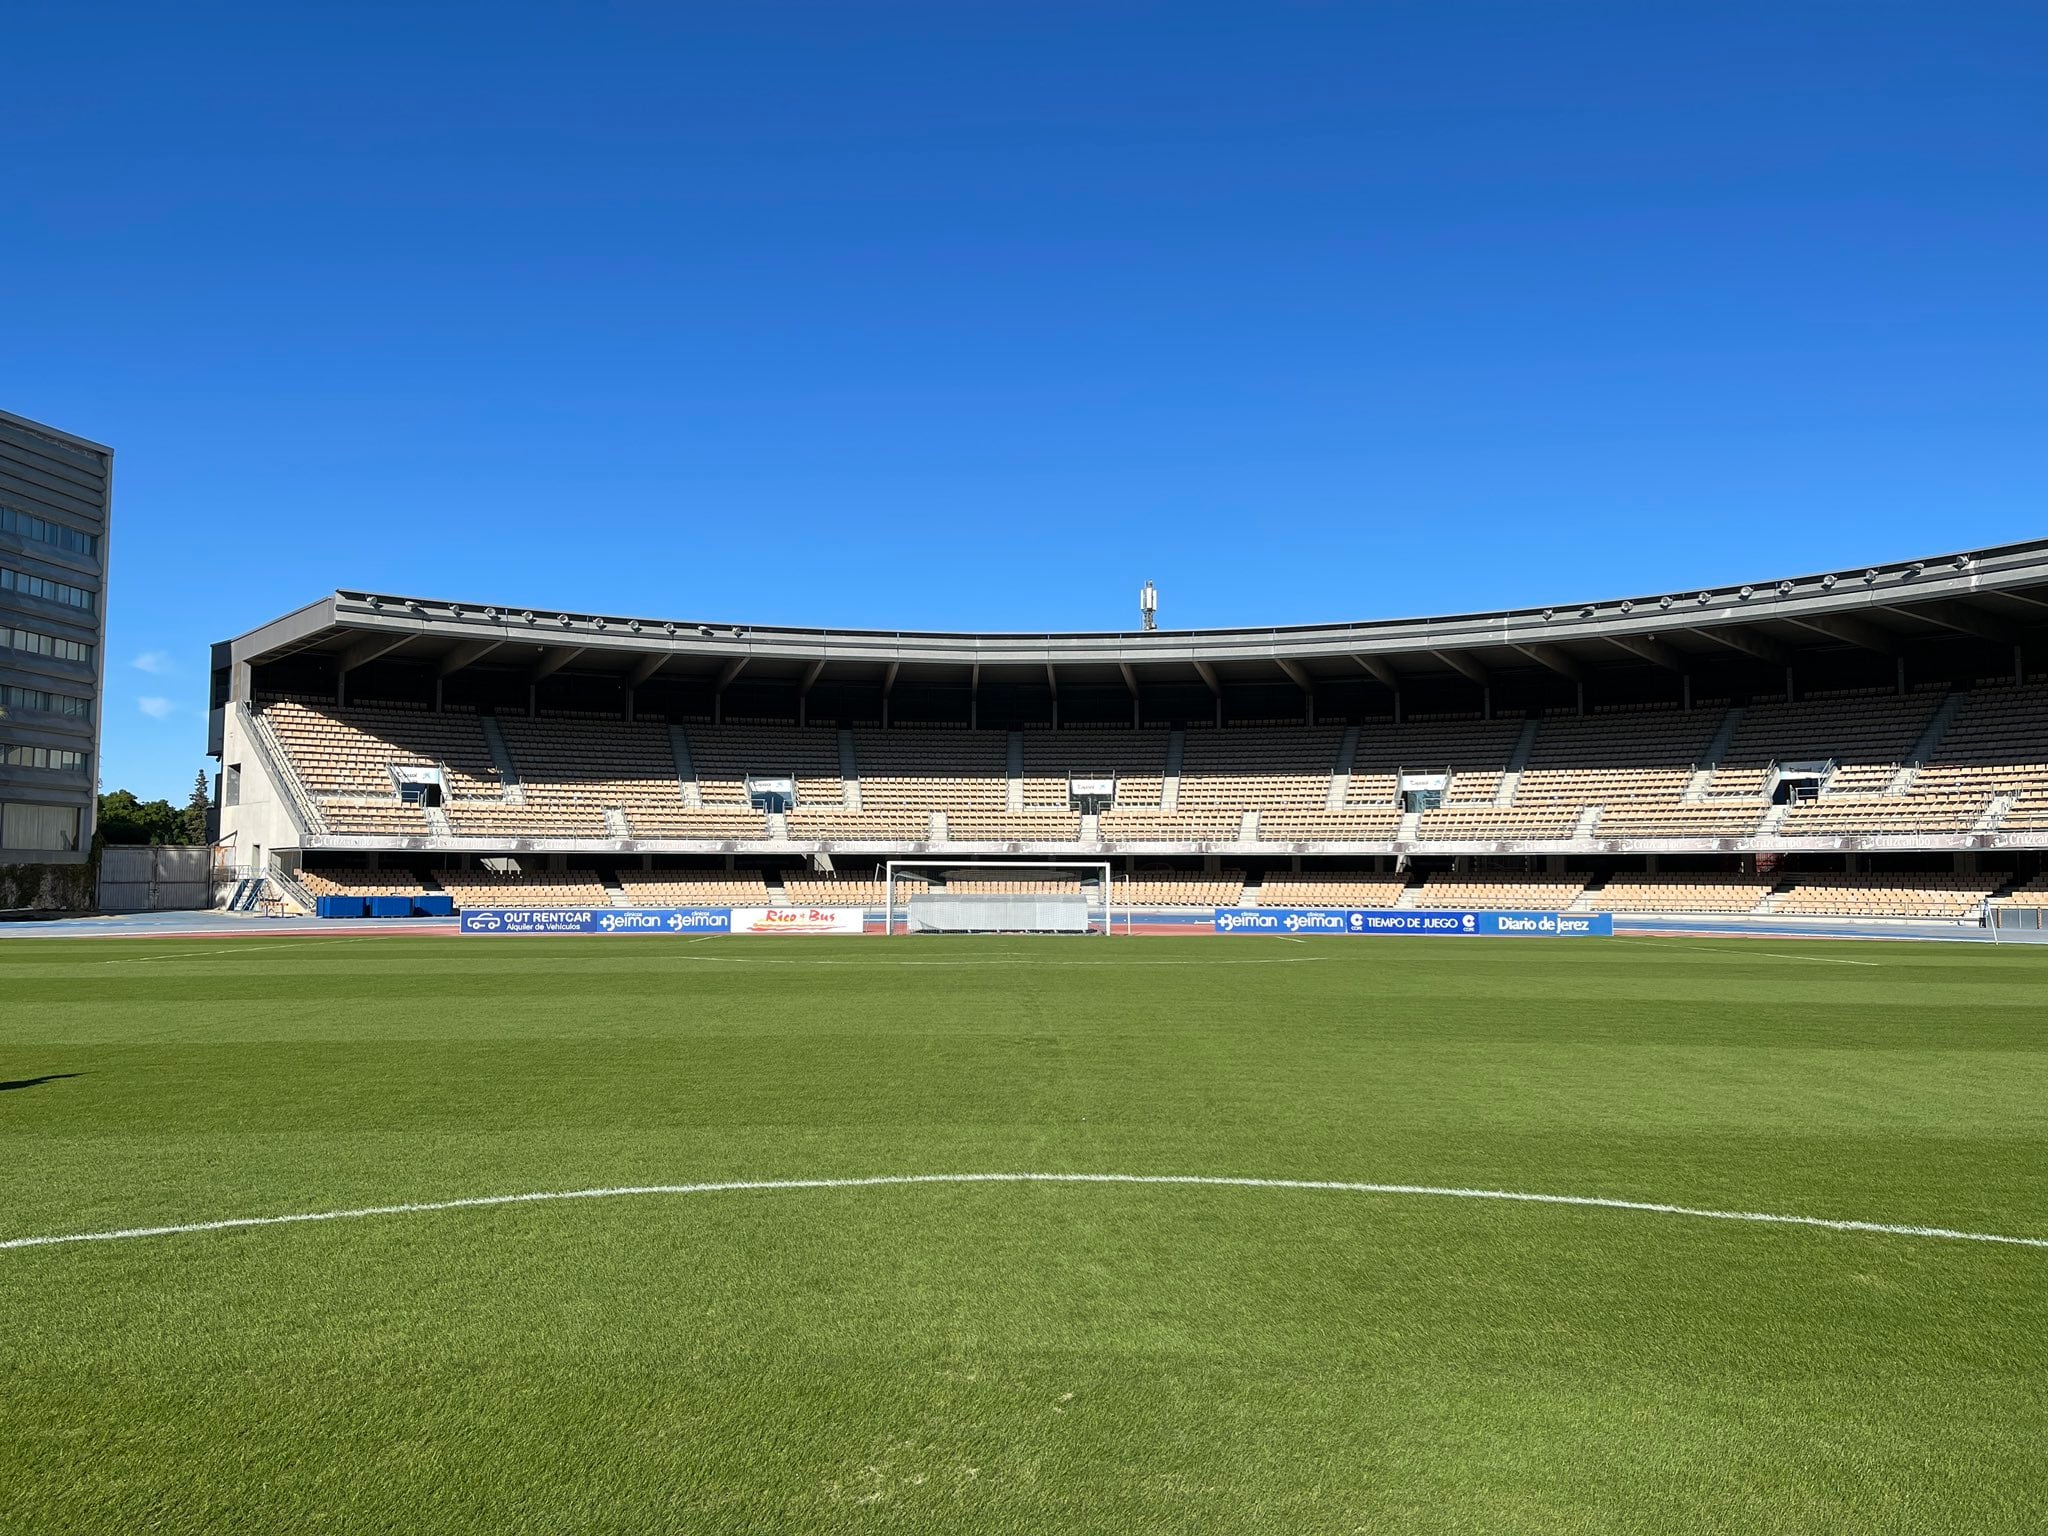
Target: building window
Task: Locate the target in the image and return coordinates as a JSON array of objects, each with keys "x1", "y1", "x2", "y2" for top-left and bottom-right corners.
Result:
[
  {"x1": 0, "y1": 800, "x2": 81, "y2": 851},
  {"x1": 0, "y1": 624, "x2": 93, "y2": 665},
  {"x1": 0, "y1": 683, "x2": 90, "y2": 718},
  {"x1": 0, "y1": 566, "x2": 95, "y2": 612},
  {"x1": 0, "y1": 505, "x2": 98, "y2": 558},
  {"x1": 0, "y1": 744, "x2": 87, "y2": 773},
  {"x1": 1, "y1": 745, "x2": 87, "y2": 773}
]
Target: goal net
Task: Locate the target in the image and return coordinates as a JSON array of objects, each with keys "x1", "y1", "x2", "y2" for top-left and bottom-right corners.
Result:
[{"x1": 885, "y1": 860, "x2": 1116, "y2": 936}]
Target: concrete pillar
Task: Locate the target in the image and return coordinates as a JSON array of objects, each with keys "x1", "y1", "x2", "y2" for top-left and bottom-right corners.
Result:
[
  {"x1": 1575, "y1": 681, "x2": 1585, "y2": 716},
  {"x1": 1682, "y1": 674, "x2": 1693, "y2": 712},
  {"x1": 1482, "y1": 685, "x2": 1492, "y2": 721},
  {"x1": 1784, "y1": 666, "x2": 1797, "y2": 704},
  {"x1": 434, "y1": 677, "x2": 444, "y2": 713},
  {"x1": 1393, "y1": 688, "x2": 1403, "y2": 725},
  {"x1": 1896, "y1": 656, "x2": 1907, "y2": 696},
  {"x1": 624, "y1": 687, "x2": 635, "y2": 723}
]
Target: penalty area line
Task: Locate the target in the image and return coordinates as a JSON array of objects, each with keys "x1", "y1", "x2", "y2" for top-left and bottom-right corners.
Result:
[{"x1": 3, "y1": 1172, "x2": 2043, "y2": 1254}]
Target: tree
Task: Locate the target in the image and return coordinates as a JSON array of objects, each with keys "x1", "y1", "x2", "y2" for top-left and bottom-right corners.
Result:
[
  {"x1": 97, "y1": 789, "x2": 188, "y2": 846},
  {"x1": 182, "y1": 770, "x2": 214, "y2": 845}
]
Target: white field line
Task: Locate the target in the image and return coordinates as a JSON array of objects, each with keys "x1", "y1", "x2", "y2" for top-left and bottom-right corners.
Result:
[
  {"x1": 1618, "y1": 939, "x2": 1881, "y2": 967},
  {"x1": 4, "y1": 1172, "x2": 2043, "y2": 1254},
  {"x1": 661, "y1": 955, "x2": 1326, "y2": 968},
  {"x1": 96, "y1": 937, "x2": 383, "y2": 965}
]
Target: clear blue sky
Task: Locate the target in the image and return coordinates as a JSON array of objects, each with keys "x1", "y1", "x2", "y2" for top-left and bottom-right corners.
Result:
[{"x1": 6, "y1": 4, "x2": 2045, "y2": 801}]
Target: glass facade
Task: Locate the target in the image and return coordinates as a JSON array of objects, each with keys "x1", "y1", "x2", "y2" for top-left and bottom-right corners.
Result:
[
  {"x1": 0, "y1": 565, "x2": 95, "y2": 612},
  {"x1": 1, "y1": 744, "x2": 88, "y2": 773},
  {"x1": 1, "y1": 624, "x2": 92, "y2": 665},
  {"x1": 0, "y1": 682, "x2": 91, "y2": 718},
  {"x1": 0, "y1": 504, "x2": 98, "y2": 558}
]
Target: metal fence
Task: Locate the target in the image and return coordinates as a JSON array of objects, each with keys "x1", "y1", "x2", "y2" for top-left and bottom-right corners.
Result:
[{"x1": 97, "y1": 845, "x2": 213, "y2": 913}]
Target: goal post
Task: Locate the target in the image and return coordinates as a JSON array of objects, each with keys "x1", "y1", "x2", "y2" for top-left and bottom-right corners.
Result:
[{"x1": 884, "y1": 859, "x2": 1119, "y2": 936}]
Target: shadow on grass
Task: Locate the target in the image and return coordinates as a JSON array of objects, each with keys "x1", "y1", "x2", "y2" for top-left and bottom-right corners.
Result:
[{"x1": 0, "y1": 1074, "x2": 81, "y2": 1093}]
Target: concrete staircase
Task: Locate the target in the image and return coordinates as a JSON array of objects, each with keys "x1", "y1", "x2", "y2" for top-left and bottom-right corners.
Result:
[
  {"x1": 424, "y1": 805, "x2": 453, "y2": 838},
  {"x1": 1237, "y1": 810, "x2": 1259, "y2": 843},
  {"x1": 839, "y1": 729, "x2": 862, "y2": 809},
  {"x1": 1756, "y1": 802, "x2": 1791, "y2": 837},
  {"x1": 766, "y1": 809, "x2": 789, "y2": 840},
  {"x1": 602, "y1": 807, "x2": 630, "y2": 838},
  {"x1": 1162, "y1": 730, "x2": 1186, "y2": 810},
  {"x1": 1079, "y1": 810, "x2": 1100, "y2": 841},
  {"x1": 1975, "y1": 793, "x2": 2017, "y2": 833},
  {"x1": 1683, "y1": 705, "x2": 1744, "y2": 801},
  {"x1": 1396, "y1": 807, "x2": 1422, "y2": 842},
  {"x1": 1394, "y1": 880, "x2": 1421, "y2": 909},
  {"x1": 1887, "y1": 689, "x2": 1965, "y2": 794},
  {"x1": 1006, "y1": 732, "x2": 1025, "y2": 811},
  {"x1": 1572, "y1": 805, "x2": 1603, "y2": 839},
  {"x1": 1327, "y1": 726, "x2": 1360, "y2": 809},
  {"x1": 1495, "y1": 720, "x2": 1541, "y2": 806},
  {"x1": 601, "y1": 870, "x2": 631, "y2": 907},
  {"x1": 479, "y1": 717, "x2": 526, "y2": 804},
  {"x1": 668, "y1": 725, "x2": 703, "y2": 808}
]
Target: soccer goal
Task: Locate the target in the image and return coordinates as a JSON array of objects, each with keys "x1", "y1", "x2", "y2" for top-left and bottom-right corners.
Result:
[{"x1": 884, "y1": 859, "x2": 1119, "y2": 936}]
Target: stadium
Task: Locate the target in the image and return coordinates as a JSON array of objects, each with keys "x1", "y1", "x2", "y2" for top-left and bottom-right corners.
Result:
[
  {"x1": 9, "y1": 536, "x2": 2048, "y2": 1531},
  {"x1": 211, "y1": 537, "x2": 2048, "y2": 932}
]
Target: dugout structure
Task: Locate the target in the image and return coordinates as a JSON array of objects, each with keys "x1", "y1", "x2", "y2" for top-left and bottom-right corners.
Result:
[{"x1": 885, "y1": 860, "x2": 1117, "y2": 937}]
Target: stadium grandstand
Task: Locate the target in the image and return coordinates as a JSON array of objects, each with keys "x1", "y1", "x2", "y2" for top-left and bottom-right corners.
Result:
[{"x1": 213, "y1": 539, "x2": 2048, "y2": 926}]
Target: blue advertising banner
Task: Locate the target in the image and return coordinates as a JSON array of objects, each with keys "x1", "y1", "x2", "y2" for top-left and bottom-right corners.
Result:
[
  {"x1": 1213, "y1": 908, "x2": 1612, "y2": 938},
  {"x1": 460, "y1": 907, "x2": 732, "y2": 936}
]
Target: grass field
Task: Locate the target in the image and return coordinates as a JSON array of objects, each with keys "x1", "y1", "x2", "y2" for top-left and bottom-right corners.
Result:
[{"x1": 4, "y1": 933, "x2": 2047, "y2": 1533}]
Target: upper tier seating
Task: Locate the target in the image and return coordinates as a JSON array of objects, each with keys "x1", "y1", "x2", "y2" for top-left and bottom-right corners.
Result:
[
  {"x1": 1347, "y1": 716, "x2": 1527, "y2": 806},
  {"x1": 686, "y1": 723, "x2": 847, "y2": 806},
  {"x1": 1705, "y1": 692, "x2": 1938, "y2": 796},
  {"x1": 787, "y1": 808, "x2": 935, "y2": 840},
  {"x1": 1257, "y1": 808, "x2": 1404, "y2": 841},
  {"x1": 261, "y1": 686, "x2": 2048, "y2": 857},
  {"x1": 945, "y1": 812, "x2": 1084, "y2": 841},
  {"x1": 1415, "y1": 805, "x2": 1581, "y2": 841},
  {"x1": 1021, "y1": 729, "x2": 1169, "y2": 808},
  {"x1": 1516, "y1": 708, "x2": 1723, "y2": 809},
  {"x1": 852, "y1": 729, "x2": 1009, "y2": 813},
  {"x1": 1097, "y1": 810, "x2": 1245, "y2": 841},
  {"x1": 1591, "y1": 803, "x2": 1769, "y2": 838},
  {"x1": 262, "y1": 700, "x2": 501, "y2": 799},
  {"x1": 1178, "y1": 726, "x2": 1342, "y2": 811}
]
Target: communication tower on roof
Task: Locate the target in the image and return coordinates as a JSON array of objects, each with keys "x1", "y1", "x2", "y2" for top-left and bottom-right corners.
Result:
[{"x1": 1138, "y1": 580, "x2": 1158, "y2": 632}]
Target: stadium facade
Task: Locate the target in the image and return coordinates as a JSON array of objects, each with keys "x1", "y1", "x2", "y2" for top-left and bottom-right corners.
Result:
[
  {"x1": 212, "y1": 538, "x2": 2048, "y2": 921},
  {"x1": 0, "y1": 408, "x2": 111, "y2": 870}
]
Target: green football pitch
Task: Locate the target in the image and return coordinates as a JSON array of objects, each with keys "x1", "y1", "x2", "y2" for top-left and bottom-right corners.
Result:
[{"x1": 3, "y1": 933, "x2": 2046, "y2": 1533}]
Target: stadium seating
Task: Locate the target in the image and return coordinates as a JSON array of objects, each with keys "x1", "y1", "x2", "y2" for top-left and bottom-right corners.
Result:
[
  {"x1": 1021, "y1": 729, "x2": 1169, "y2": 808},
  {"x1": 1582, "y1": 873, "x2": 1775, "y2": 913},
  {"x1": 252, "y1": 687, "x2": 2048, "y2": 924},
  {"x1": 1412, "y1": 872, "x2": 1587, "y2": 910},
  {"x1": 1257, "y1": 809, "x2": 1403, "y2": 841},
  {"x1": 434, "y1": 869, "x2": 609, "y2": 910},
  {"x1": 615, "y1": 870, "x2": 772, "y2": 906},
  {"x1": 1257, "y1": 873, "x2": 1409, "y2": 907},
  {"x1": 1178, "y1": 726, "x2": 1343, "y2": 811},
  {"x1": 946, "y1": 812, "x2": 1084, "y2": 841},
  {"x1": 1114, "y1": 873, "x2": 1245, "y2": 907},
  {"x1": 1769, "y1": 872, "x2": 2000, "y2": 921},
  {"x1": 852, "y1": 729, "x2": 1009, "y2": 814},
  {"x1": 686, "y1": 723, "x2": 846, "y2": 807},
  {"x1": 298, "y1": 868, "x2": 429, "y2": 897}
]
